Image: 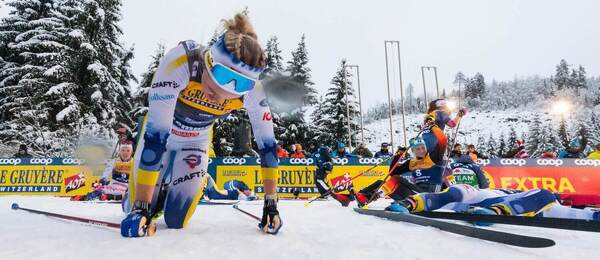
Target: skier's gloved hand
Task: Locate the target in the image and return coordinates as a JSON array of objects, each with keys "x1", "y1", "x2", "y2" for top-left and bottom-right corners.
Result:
[
  {"x1": 259, "y1": 195, "x2": 282, "y2": 235},
  {"x1": 121, "y1": 201, "x2": 156, "y2": 237},
  {"x1": 458, "y1": 108, "x2": 468, "y2": 117},
  {"x1": 99, "y1": 178, "x2": 110, "y2": 186}
]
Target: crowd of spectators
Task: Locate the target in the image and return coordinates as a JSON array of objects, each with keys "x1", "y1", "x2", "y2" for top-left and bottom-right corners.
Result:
[
  {"x1": 274, "y1": 141, "x2": 409, "y2": 160},
  {"x1": 449, "y1": 138, "x2": 600, "y2": 160}
]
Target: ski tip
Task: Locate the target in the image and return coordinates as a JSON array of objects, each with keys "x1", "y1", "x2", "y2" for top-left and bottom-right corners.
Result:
[
  {"x1": 303, "y1": 202, "x2": 310, "y2": 207},
  {"x1": 11, "y1": 203, "x2": 19, "y2": 210}
]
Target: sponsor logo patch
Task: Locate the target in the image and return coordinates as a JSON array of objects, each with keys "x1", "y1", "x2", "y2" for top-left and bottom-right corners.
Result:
[
  {"x1": 149, "y1": 93, "x2": 176, "y2": 101},
  {"x1": 171, "y1": 128, "x2": 199, "y2": 137},
  {"x1": 173, "y1": 170, "x2": 205, "y2": 186},
  {"x1": 262, "y1": 112, "x2": 272, "y2": 121},
  {"x1": 151, "y1": 81, "x2": 180, "y2": 88},
  {"x1": 64, "y1": 173, "x2": 86, "y2": 193},
  {"x1": 183, "y1": 154, "x2": 202, "y2": 169}
]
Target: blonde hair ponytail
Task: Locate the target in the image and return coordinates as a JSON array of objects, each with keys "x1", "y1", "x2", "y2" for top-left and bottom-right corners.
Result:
[{"x1": 222, "y1": 13, "x2": 265, "y2": 68}]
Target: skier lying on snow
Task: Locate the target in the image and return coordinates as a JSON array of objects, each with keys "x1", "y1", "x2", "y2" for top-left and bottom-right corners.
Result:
[
  {"x1": 203, "y1": 175, "x2": 257, "y2": 201},
  {"x1": 71, "y1": 141, "x2": 134, "y2": 201},
  {"x1": 387, "y1": 183, "x2": 600, "y2": 222},
  {"x1": 121, "y1": 13, "x2": 281, "y2": 237}
]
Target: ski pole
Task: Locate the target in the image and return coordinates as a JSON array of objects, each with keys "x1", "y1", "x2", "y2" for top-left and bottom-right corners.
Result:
[
  {"x1": 303, "y1": 155, "x2": 395, "y2": 207},
  {"x1": 11, "y1": 203, "x2": 121, "y2": 229},
  {"x1": 233, "y1": 204, "x2": 261, "y2": 221}
]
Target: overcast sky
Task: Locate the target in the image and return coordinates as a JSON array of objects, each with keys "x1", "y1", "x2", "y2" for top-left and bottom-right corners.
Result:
[{"x1": 3, "y1": 0, "x2": 600, "y2": 109}]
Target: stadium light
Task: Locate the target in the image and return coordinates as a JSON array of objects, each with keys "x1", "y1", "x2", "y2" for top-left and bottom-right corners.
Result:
[{"x1": 551, "y1": 100, "x2": 571, "y2": 117}]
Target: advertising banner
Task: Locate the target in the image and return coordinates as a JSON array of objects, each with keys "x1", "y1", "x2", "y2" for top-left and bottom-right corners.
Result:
[
  {"x1": 2, "y1": 157, "x2": 598, "y2": 199},
  {"x1": 0, "y1": 158, "x2": 96, "y2": 196}
]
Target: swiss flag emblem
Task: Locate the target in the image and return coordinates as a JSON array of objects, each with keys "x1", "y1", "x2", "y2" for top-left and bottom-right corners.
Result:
[{"x1": 330, "y1": 173, "x2": 353, "y2": 192}]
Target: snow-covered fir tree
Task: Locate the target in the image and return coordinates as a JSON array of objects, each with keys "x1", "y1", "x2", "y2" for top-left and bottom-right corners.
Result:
[
  {"x1": 271, "y1": 34, "x2": 317, "y2": 148},
  {"x1": 486, "y1": 134, "x2": 498, "y2": 158},
  {"x1": 553, "y1": 59, "x2": 570, "y2": 90},
  {"x1": 286, "y1": 34, "x2": 317, "y2": 106},
  {"x1": 313, "y1": 60, "x2": 360, "y2": 148},
  {"x1": 506, "y1": 126, "x2": 518, "y2": 153},
  {"x1": 476, "y1": 135, "x2": 486, "y2": 156},
  {"x1": 525, "y1": 114, "x2": 543, "y2": 156},
  {"x1": 497, "y1": 132, "x2": 507, "y2": 157},
  {"x1": 262, "y1": 36, "x2": 284, "y2": 79},
  {"x1": 0, "y1": 0, "x2": 136, "y2": 155},
  {"x1": 558, "y1": 119, "x2": 569, "y2": 148},
  {"x1": 0, "y1": 0, "x2": 79, "y2": 155},
  {"x1": 464, "y1": 73, "x2": 486, "y2": 103},
  {"x1": 131, "y1": 43, "x2": 165, "y2": 118}
]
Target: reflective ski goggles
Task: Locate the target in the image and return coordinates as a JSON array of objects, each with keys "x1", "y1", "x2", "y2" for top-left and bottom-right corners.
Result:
[{"x1": 205, "y1": 51, "x2": 257, "y2": 95}]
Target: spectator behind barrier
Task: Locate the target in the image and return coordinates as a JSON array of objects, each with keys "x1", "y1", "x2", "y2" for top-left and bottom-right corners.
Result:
[
  {"x1": 276, "y1": 142, "x2": 289, "y2": 158},
  {"x1": 14, "y1": 144, "x2": 33, "y2": 158},
  {"x1": 352, "y1": 143, "x2": 373, "y2": 158},
  {"x1": 588, "y1": 143, "x2": 600, "y2": 159},
  {"x1": 332, "y1": 142, "x2": 356, "y2": 158},
  {"x1": 374, "y1": 142, "x2": 393, "y2": 158},
  {"x1": 559, "y1": 138, "x2": 586, "y2": 159},
  {"x1": 290, "y1": 144, "x2": 306, "y2": 158},
  {"x1": 467, "y1": 144, "x2": 487, "y2": 161},
  {"x1": 541, "y1": 148, "x2": 557, "y2": 159},
  {"x1": 450, "y1": 143, "x2": 463, "y2": 159},
  {"x1": 506, "y1": 139, "x2": 529, "y2": 158}
]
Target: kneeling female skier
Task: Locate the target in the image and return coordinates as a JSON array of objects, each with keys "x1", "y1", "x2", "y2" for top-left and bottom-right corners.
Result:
[{"x1": 121, "y1": 13, "x2": 282, "y2": 237}]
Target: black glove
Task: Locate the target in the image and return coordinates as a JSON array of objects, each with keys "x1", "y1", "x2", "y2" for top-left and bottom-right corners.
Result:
[{"x1": 259, "y1": 195, "x2": 282, "y2": 235}]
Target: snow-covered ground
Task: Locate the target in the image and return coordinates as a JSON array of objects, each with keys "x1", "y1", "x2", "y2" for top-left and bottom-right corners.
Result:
[
  {"x1": 1, "y1": 196, "x2": 599, "y2": 260},
  {"x1": 361, "y1": 109, "x2": 550, "y2": 151}
]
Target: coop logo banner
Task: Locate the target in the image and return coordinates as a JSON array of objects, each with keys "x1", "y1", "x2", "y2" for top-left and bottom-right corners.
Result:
[
  {"x1": 476, "y1": 159, "x2": 491, "y2": 166},
  {"x1": 0, "y1": 158, "x2": 22, "y2": 165},
  {"x1": 359, "y1": 158, "x2": 385, "y2": 165},
  {"x1": 536, "y1": 159, "x2": 564, "y2": 167},
  {"x1": 332, "y1": 158, "x2": 349, "y2": 165},
  {"x1": 499, "y1": 159, "x2": 527, "y2": 166},
  {"x1": 29, "y1": 158, "x2": 54, "y2": 165},
  {"x1": 574, "y1": 159, "x2": 600, "y2": 167},
  {"x1": 0, "y1": 164, "x2": 93, "y2": 196},
  {"x1": 222, "y1": 158, "x2": 247, "y2": 165},
  {"x1": 289, "y1": 158, "x2": 314, "y2": 165},
  {"x1": 61, "y1": 158, "x2": 85, "y2": 165}
]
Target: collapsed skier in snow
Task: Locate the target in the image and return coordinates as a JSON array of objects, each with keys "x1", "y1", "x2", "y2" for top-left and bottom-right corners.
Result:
[
  {"x1": 203, "y1": 175, "x2": 257, "y2": 201},
  {"x1": 121, "y1": 13, "x2": 282, "y2": 237},
  {"x1": 71, "y1": 141, "x2": 133, "y2": 201},
  {"x1": 386, "y1": 183, "x2": 600, "y2": 222}
]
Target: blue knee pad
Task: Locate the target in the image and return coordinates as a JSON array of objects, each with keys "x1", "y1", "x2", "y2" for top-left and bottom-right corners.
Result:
[{"x1": 140, "y1": 131, "x2": 169, "y2": 171}]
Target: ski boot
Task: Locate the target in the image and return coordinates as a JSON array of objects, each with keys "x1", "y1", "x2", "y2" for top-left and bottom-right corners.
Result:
[
  {"x1": 121, "y1": 201, "x2": 156, "y2": 237},
  {"x1": 259, "y1": 195, "x2": 282, "y2": 235},
  {"x1": 466, "y1": 206, "x2": 500, "y2": 226},
  {"x1": 385, "y1": 202, "x2": 409, "y2": 213}
]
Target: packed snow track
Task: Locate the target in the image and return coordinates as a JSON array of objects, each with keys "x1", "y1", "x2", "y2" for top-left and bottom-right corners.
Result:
[{"x1": 1, "y1": 196, "x2": 599, "y2": 260}]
